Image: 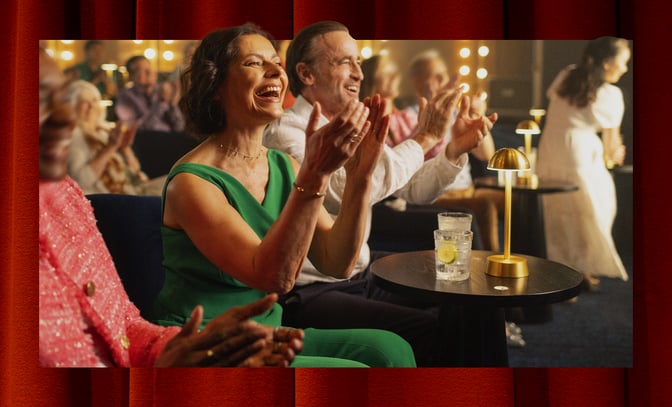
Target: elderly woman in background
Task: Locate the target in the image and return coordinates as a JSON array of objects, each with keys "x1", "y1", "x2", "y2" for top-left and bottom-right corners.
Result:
[
  {"x1": 64, "y1": 79, "x2": 166, "y2": 195},
  {"x1": 39, "y1": 48, "x2": 304, "y2": 368},
  {"x1": 536, "y1": 37, "x2": 631, "y2": 286},
  {"x1": 151, "y1": 24, "x2": 416, "y2": 367}
]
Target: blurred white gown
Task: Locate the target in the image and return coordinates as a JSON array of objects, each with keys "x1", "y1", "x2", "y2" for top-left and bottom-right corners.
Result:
[{"x1": 536, "y1": 66, "x2": 628, "y2": 280}]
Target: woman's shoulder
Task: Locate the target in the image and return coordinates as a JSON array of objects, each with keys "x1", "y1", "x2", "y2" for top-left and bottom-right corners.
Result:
[{"x1": 267, "y1": 148, "x2": 299, "y2": 176}]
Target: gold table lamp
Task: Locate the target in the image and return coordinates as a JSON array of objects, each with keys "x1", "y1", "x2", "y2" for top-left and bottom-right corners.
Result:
[
  {"x1": 515, "y1": 120, "x2": 541, "y2": 187},
  {"x1": 528, "y1": 108, "x2": 546, "y2": 124},
  {"x1": 515, "y1": 119, "x2": 541, "y2": 161},
  {"x1": 486, "y1": 148, "x2": 531, "y2": 278}
]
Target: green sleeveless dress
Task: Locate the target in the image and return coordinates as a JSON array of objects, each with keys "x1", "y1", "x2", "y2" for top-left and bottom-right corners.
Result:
[{"x1": 152, "y1": 150, "x2": 416, "y2": 367}]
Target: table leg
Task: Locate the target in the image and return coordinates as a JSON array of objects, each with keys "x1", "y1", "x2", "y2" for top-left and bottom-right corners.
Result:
[
  {"x1": 439, "y1": 304, "x2": 508, "y2": 367},
  {"x1": 511, "y1": 192, "x2": 546, "y2": 258},
  {"x1": 510, "y1": 192, "x2": 553, "y2": 324}
]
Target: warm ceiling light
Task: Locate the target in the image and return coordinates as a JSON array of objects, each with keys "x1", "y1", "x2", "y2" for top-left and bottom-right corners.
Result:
[
  {"x1": 476, "y1": 68, "x2": 488, "y2": 79},
  {"x1": 478, "y1": 46, "x2": 490, "y2": 57},
  {"x1": 459, "y1": 65, "x2": 470, "y2": 76},
  {"x1": 60, "y1": 50, "x2": 74, "y2": 61},
  {"x1": 162, "y1": 50, "x2": 174, "y2": 61},
  {"x1": 459, "y1": 48, "x2": 471, "y2": 58},
  {"x1": 144, "y1": 48, "x2": 157, "y2": 59}
]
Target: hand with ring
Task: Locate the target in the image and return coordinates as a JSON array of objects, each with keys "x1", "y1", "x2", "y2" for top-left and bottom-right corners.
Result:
[
  {"x1": 300, "y1": 99, "x2": 371, "y2": 179},
  {"x1": 343, "y1": 93, "x2": 389, "y2": 178},
  {"x1": 154, "y1": 293, "x2": 303, "y2": 367}
]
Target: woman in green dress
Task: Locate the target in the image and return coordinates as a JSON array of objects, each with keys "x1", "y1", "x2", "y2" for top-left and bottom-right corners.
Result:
[{"x1": 152, "y1": 24, "x2": 416, "y2": 367}]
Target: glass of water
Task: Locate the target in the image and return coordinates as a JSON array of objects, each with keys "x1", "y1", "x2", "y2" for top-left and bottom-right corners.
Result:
[
  {"x1": 437, "y1": 211, "x2": 472, "y2": 232},
  {"x1": 434, "y1": 229, "x2": 473, "y2": 281}
]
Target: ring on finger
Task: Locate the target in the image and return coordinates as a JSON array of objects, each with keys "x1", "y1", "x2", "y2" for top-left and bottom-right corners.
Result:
[{"x1": 272, "y1": 342, "x2": 283, "y2": 353}]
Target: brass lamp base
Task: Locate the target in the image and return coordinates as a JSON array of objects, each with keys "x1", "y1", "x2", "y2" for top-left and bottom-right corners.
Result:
[{"x1": 486, "y1": 254, "x2": 529, "y2": 278}]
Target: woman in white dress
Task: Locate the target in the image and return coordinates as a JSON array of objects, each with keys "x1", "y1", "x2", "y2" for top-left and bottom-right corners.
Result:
[{"x1": 536, "y1": 37, "x2": 631, "y2": 285}]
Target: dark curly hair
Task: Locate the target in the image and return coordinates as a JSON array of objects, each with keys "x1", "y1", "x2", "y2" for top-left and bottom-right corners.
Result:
[
  {"x1": 180, "y1": 23, "x2": 278, "y2": 139},
  {"x1": 557, "y1": 36, "x2": 629, "y2": 108}
]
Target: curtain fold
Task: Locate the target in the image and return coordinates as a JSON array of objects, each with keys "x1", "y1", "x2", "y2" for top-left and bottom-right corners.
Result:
[
  {"x1": 135, "y1": 0, "x2": 295, "y2": 39},
  {"x1": 3, "y1": 0, "x2": 665, "y2": 405},
  {"x1": 505, "y1": 0, "x2": 620, "y2": 39},
  {"x1": 370, "y1": 0, "x2": 505, "y2": 39}
]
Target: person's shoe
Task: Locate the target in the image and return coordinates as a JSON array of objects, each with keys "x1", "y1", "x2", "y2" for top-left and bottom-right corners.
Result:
[
  {"x1": 507, "y1": 333, "x2": 526, "y2": 348},
  {"x1": 580, "y1": 274, "x2": 601, "y2": 292},
  {"x1": 505, "y1": 321, "x2": 525, "y2": 347},
  {"x1": 506, "y1": 321, "x2": 521, "y2": 335}
]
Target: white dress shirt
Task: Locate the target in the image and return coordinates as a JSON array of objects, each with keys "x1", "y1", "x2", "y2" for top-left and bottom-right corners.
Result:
[{"x1": 263, "y1": 95, "x2": 468, "y2": 284}]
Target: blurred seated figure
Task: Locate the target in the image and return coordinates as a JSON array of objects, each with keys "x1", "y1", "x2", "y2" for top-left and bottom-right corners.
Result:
[
  {"x1": 359, "y1": 54, "x2": 417, "y2": 147},
  {"x1": 64, "y1": 80, "x2": 167, "y2": 195},
  {"x1": 39, "y1": 47, "x2": 303, "y2": 368},
  {"x1": 65, "y1": 40, "x2": 118, "y2": 99},
  {"x1": 364, "y1": 49, "x2": 500, "y2": 251},
  {"x1": 115, "y1": 55, "x2": 185, "y2": 133},
  {"x1": 403, "y1": 51, "x2": 497, "y2": 194}
]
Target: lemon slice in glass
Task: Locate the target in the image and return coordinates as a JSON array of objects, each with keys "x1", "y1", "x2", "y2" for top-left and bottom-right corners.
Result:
[{"x1": 437, "y1": 241, "x2": 457, "y2": 264}]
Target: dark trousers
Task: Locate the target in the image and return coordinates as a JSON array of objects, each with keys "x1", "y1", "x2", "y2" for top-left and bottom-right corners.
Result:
[{"x1": 281, "y1": 260, "x2": 447, "y2": 367}]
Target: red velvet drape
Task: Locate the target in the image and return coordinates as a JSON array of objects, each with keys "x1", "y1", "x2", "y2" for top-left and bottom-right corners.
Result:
[{"x1": 3, "y1": 0, "x2": 667, "y2": 405}]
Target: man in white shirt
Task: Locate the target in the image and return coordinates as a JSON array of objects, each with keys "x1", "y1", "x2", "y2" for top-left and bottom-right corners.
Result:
[{"x1": 263, "y1": 21, "x2": 495, "y2": 366}]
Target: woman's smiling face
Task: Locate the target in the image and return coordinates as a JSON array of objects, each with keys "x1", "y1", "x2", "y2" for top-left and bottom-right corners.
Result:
[{"x1": 219, "y1": 34, "x2": 288, "y2": 127}]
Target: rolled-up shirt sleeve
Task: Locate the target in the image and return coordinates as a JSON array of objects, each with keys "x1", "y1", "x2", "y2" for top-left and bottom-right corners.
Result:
[{"x1": 393, "y1": 150, "x2": 469, "y2": 205}]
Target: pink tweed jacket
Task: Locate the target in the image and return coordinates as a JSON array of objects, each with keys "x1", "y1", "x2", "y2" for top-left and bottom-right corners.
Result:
[{"x1": 39, "y1": 177, "x2": 179, "y2": 367}]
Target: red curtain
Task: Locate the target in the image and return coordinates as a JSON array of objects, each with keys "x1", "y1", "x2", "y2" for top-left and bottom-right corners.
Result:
[{"x1": 3, "y1": 0, "x2": 668, "y2": 405}]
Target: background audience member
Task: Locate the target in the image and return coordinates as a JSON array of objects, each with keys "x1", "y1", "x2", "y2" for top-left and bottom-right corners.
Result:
[
  {"x1": 39, "y1": 47, "x2": 303, "y2": 368},
  {"x1": 405, "y1": 50, "x2": 496, "y2": 185},
  {"x1": 65, "y1": 40, "x2": 118, "y2": 99},
  {"x1": 115, "y1": 55, "x2": 185, "y2": 133},
  {"x1": 169, "y1": 40, "x2": 200, "y2": 97},
  {"x1": 151, "y1": 24, "x2": 416, "y2": 368},
  {"x1": 359, "y1": 54, "x2": 417, "y2": 147},
  {"x1": 263, "y1": 20, "x2": 494, "y2": 366},
  {"x1": 401, "y1": 50, "x2": 501, "y2": 251},
  {"x1": 536, "y1": 37, "x2": 631, "y2": 287},
  {"x1": 64, "y1": 79, "x2": 166, "y2": 195}
]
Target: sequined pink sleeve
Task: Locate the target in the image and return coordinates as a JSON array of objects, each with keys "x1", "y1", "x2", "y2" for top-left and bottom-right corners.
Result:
[
  {"x1": 39, "y1": 177, "x2": 180, "y2": 367},
  {"x1": 126, "y1": 315, "x2": 181, "y2": 367}
]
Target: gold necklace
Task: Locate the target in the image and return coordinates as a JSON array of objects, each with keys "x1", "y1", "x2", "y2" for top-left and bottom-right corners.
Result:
[{"x1": 217, "y1": 143, "x2": 265, "y2": 160}]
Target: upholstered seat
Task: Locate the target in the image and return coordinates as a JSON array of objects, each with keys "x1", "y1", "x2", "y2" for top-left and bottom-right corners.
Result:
[
  {"x1": 87, "y1": 193, "x2": 164, "y2": 318},
  {"x1": 369, "y1": 199, "x2": 484, "y2": 253}
]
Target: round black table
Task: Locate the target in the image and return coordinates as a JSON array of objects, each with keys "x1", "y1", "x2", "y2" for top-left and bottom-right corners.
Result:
[
  {"x1": 371, "y1": 250, "x2": 583, "y2": 367},
  {"x1": 474, "y1": 176, "x2": 579, "y2": 323}
]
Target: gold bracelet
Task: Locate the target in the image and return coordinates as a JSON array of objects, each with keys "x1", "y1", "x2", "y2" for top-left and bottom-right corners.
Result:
[{"x1": 293, "y1": 182, "x2": 326, "y2": 198}]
